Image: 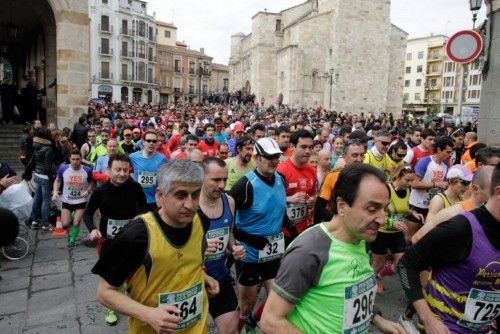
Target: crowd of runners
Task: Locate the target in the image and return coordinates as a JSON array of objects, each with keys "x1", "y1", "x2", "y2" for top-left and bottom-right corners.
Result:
[{"x1": 2, "y1": 100, "x2": 499, "y2": 334}]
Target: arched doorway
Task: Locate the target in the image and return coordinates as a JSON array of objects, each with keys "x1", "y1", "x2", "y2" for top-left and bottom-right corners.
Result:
[
  {"x1": 0, "y1": 57, "x2": 13, "y2": 81},
  {"x1": 98, "y1": 85, "x2": 112, "y2": 102},
  {"x1": 0, "y1": 0, "x2": 89, "y2": 127},
  {"x1": 121, "y1": 86, "x2": 129, "y2": 102},
  {"x1": 133, "y1": 88, "x2": 143, "y2": 102}
]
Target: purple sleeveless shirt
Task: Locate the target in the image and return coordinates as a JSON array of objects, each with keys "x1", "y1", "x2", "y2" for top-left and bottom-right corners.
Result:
[{"x1": 425, "y1": 211, "x2": 500, "y2": 333}]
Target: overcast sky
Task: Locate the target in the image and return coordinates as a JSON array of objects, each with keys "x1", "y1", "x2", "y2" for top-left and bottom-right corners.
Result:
[{"x1": 147, "y1": 0, "x2": 487, "y2": 64}]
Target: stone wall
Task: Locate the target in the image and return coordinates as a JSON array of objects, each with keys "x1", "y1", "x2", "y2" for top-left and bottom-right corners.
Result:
[{"x1": 387, "y1": 25, "x2": 409, "y2": 118}]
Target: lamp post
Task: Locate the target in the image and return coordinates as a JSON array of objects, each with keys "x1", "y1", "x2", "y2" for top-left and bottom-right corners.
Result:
[
  {"x1": 327, "y1": 68, "x2": 339, "y2": 111},
  {"x1": 469, "y1": 0, "x2": 482, "y2": 29}
]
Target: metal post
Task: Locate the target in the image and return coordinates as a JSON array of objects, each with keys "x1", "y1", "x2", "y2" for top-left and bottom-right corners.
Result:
[{"x1": 457, "y1": 64, "x2": 465, "y2": 125}]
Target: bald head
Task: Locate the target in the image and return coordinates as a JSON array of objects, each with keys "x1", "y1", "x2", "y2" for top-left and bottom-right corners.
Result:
[
  {"x1": 188, "y1": 149, "x2": 204, "y2": 163},
  {"x1": 473, "y1": 165, "x2": 494, "y2": 190}
]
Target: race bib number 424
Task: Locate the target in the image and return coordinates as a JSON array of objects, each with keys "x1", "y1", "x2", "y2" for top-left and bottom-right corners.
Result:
[
  {"x1": 343, "y1": 275, "x2": 376, "y2": 334},
  {"x1": 158, "y1": 283, "x2": 203, "y2": 330}
]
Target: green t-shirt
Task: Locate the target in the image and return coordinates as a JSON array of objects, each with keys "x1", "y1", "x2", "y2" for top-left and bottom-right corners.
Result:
[
  {"x1": 224, "y1": 157, "x2": 254, "y2": 191},
  {"x1": 273, "y1": 223, "x2": 376, "y2": 334}
]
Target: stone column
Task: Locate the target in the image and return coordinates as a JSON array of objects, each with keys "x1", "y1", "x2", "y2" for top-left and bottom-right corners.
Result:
[{"x1": 479, "y1": 0, "x2": 500, "y2": 145}]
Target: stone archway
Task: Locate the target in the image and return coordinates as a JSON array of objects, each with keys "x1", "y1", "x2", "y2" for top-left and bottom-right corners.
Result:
[{"x1": 0, "y1": 0, "x2": 89, "y2": 128}]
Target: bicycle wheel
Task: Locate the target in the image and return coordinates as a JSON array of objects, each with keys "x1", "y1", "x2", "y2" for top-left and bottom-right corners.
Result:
[
  {"x1": 2, "y1": 237, "x2": 29, "y2": 260},
  {"x1": 18, "y1": 224, "x2": 33, "y2": 246}
]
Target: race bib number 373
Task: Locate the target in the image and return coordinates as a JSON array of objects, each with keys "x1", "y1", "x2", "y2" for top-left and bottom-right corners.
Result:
[
  {"x1": 343, "y1": 275, "x2": 376, "y2": 334},
  {"x1": 159, "y1": 283, "x2": 203, "y2": 330}
]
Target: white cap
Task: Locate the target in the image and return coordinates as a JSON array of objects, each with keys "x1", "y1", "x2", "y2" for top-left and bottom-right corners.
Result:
[
  {"x1": 254, "y1": 137, "x2": 282, "y2": 157},
  {"x1": 447, "y1": 164, "x2": 474, "y2": 182}
]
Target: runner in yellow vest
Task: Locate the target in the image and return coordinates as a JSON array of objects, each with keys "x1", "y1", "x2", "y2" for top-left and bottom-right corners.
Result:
[{"x1": 92, "y1": 160, "x2": 219, "y2": 333}]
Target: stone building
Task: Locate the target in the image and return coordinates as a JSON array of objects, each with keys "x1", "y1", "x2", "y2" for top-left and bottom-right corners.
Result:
[
  {"x1": 89, "y1": 0, "x2": 158, "y2": 104},
  {"x1": 0, "y1": 0, "x2": 89, "y2": 128},
  {"x1": 210, "y1": 63, "x2": 230, "y2": 93},
  {"x1": 229, "y1": 0, "x2": 408, "y2": 116}
]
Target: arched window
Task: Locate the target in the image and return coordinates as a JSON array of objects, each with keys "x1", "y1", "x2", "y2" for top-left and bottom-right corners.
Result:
[
  {"x1": 121, "y1": 87, "x2": 129, "y2": 102},
  {"x1": 312, "y1": 71, "x2": 318, "y2": 91}
]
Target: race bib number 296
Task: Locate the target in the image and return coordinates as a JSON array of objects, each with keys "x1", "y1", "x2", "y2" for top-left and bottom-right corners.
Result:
[{"x1": 343, "y1": 275, "x2": 376, "y2": 334}]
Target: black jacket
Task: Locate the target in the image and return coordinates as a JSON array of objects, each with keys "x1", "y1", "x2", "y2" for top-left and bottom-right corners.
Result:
[{"x1": 28, "y1": 137, "x2": 55, "y2": 180}]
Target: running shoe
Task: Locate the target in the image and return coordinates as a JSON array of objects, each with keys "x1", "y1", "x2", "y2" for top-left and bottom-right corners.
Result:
[
  {"x1": 31, "y1": 221, "x2": 40, "y2": 230},
  {"x1": 398, "y1": 314, "x2": 420, "y2": 334},
  {"x1": 105, "y1": 309, "x2": 118, "y2": 326},
  {"x1": 41, "y1": 226, "x2": 53, "y2": 233},
  {"x1": 68, "y1": 241, "x2": 76, "y2": 249}
]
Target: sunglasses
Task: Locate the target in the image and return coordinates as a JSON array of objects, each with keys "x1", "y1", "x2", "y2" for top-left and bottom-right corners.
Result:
[
  {"x1": 380, "y1": 141, "x2": 392, "y2": 146},
  {"x1": 261, "y1": 154, "x2": 281, "y2": 160},
  {"x1": 396, "y1": 153, "x2": 406, "y2": 158},
  {"x1": 144, "y1": 139, "x2": 158, "y2": 144},
  {"x1": 461, "y1": 180, "x2": 471, "y2": 186}
]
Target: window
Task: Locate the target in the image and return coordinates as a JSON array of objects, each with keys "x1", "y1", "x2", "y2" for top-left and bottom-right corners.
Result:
[
  {"x1": 101, "y1": 38, "x2": 109, "y2": 54},
  {"x1": 175, "y1": 59, "x2": 181, "y2": 72},
  {"x1": 404, "y1": 80, "x2": 410, "y2": 87},
  {"x1": 137, "y1": 62, "x2": 145, "y2": 81},
  {"x1": 442, "y1": 91, "x2": 453, "y2": 100},
  {"x1": 405, "y1": 66, "x2": 411, "y2": 74},
  {"x1": 469, "y1": 74, "x2": 481, "y2": 86},
  {"x1": 470, "y1": 60, "x2": 480, "y2": 70},
  {"x1": 432, "y1": 49, "x2": 440, "y2": 59},
  {"x1": 223, "y1": 78, "x2": 229, "y2": 90},
  {"x1": 445, "y1": 62, "x2": 455, "y2": 72},
  {"x1": 174, "y1": 77, "x2": 181, "y2": 88},
  {"x1": 138, "y1": 21, "x2": 146, "y2": 37},
  {"x1": 165, "y1": 30, "x2": 171, "y2": 38},
  {"x1": 189, "y1": 79, "x2": 194, "y2": 94},
  {"x1": 276, "y1": 19, "x2": 282, "y2": 32},
  {"x1": 416, "y1": 65, "x2": 423, "y2": 73},
  {"x1": 468, "y1": 89, "x2": 480, "y2": 99},
  {"x1": 121, "y1": 41, "x2": 128, "y2": 56},
  {"x1": 121, "y1": 64, "x2": 128, "y2": 80},
  {"x1": 137, "y1": 41, "x2": 145, "y2": 58},
  {"x1": 415, "y1": 93, "x2": 421, "y2": 100},
  {"x1": 444, "y1": 76, "x2": 454, "y2": 87},
  {"x1": 148, "y1": 47, "x2": 153, "y2": 61},
  {"x1": 312, "y1": 72, "x2": 318, "y2": 90},
  {"x1": 148, "y1": 68, "x2": 153, "y2": 83},
  {"x1": 121, "y1": 20, "x2": 128, "y2": 35},
  {"x1": 149, "y1": 27, "x2": 154, "y2": 41},
  {"x1": 101, "y1": 16, "x2": 109, "y2": 31},
  {"x1": 202, "y1": 84, "x2": 207, "y2": 95},
  {"x1": 403, "y1": 93, "x2": 409, "y2": 101},
  {"x1": 416, "y1": 79, "x2": 422, "y2": 87},
  {"x1": 101, "y1": 62, "x2": 110, "y2": 78},
  {"x1": 406, "y1": 53, "x2": 412, "y2": 61},
  {"x1": 189, "y1": 61, "x2": 195, "y2": 74},
  {"x1": 431, "y1": 63, "x2": 439, "y2": 73},
  {"x1": 430, "y1": 79, "x2": 437, "y2": 87},
  {"x1": 418, "y1": 51, "x2": 424, "y2": 59},
  {"x1": 102, "y1": 0, "x2": 108, "y2": 4}
]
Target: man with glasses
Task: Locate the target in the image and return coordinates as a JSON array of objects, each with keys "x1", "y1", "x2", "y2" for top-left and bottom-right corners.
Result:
[
  {"x1": 386, "y1": 141, "x2": 408, "y2": 180},
  {"x1": 81, "y1": 129, "x2": 97, "y2": 167},
  {"x1": 363, "y1": 129, "x2": 392, "y2": 175},
  {"x1": 228, "y1": 137, "x2": 286, "y2": 332},
  {"x1": 130, "y1": 131, "x2": 168, "y2": 211},
  {"x1": 314, "y1": 139, "x2": 366, "y2": 223},
  {"x1": 225, "y1": 136, "x2": 255, "y2": 191}
]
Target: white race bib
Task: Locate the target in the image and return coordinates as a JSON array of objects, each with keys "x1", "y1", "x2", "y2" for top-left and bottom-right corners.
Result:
[
  {"x1": 258, "y1": 233, "x2": 285, "y2": 263},
  {"x1": 106, "y1": 219, "x2": 129, "y2": 239},
  {"x1": 343, "y1": 275, "x2": 377, "y2": 334},
  {"x1": 205, "y1": 227, "x2": 230, "y2": 261},
  {"x1": 286, "y1": 203, "x2": 307, "y2": 224},
  {"x1": 67, "y1": 188, "x2": 83, "y2": 200},
  {"x1": 158, "y1": 283, "x2": 203, "y2": 330},
  {"x1": 458, "y1": 288, "x2": 500, "y2": 331},
  {"x1": 138, "y1": 171, "x2": 157, "y2": 188}
]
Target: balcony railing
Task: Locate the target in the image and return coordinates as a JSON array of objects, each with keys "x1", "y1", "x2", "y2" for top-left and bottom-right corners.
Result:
[
  {"x1": 120, "y1": 28, "x2": 134, "y2": 36},
  {"x1": 98, "y1": 72, "x2": 113, "y2": 81},
  {"x1": 120, "y1": 74, "x2": 133, "y2": 81},
  {"x1": 121, "y1": 50, "x2": 134, "y2": 58},
  {"x1": 98, "y1": 24, "x2": 113, "y2": 34},
  {"x1": 99, "y1": 47, "x2": 113, "y2": 56}
]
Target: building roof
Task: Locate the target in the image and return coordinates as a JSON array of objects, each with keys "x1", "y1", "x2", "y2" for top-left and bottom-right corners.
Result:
[
  {"x1": 156, "y1": 20, "x2": 177, "y2": 29},
  {"x1": 407, "y1": 34, "x2": 449, "y2": 42},
  {"x1": 212, "y1": 63, "x2": 229, "y2": 71}
]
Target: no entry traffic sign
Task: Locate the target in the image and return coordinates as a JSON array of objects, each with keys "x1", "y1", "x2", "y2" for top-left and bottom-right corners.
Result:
[{"x1": 445, "y1": 30, "x2": 483, "y2": 64}]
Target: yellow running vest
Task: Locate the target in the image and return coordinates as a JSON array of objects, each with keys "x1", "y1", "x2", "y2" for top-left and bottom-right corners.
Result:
[{"x1": 127, "y1": 212, "x2": 208, "y2": 334}]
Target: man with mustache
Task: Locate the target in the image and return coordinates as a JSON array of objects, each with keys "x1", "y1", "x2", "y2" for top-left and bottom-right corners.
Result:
[{"x1": 224, "y1": 136, "x2": 255, "y2": 191}]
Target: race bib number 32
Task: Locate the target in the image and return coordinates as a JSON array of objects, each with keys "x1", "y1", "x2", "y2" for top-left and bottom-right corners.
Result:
[
  {"x1": 159, "y1": 283, "x2": 203, "y2": 330},
  {"x1": 343, "y1": 275, "x2": 376, "y2": 334},
  {"x1": 458, "y1": 288, "x2": 500, "y2": 331},
  {"x1": 258, "y1": 233, "x2": 285, "y2": 263}
]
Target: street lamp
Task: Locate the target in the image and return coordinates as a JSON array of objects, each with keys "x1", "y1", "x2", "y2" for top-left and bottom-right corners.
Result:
[
  {"x1": 469, "y1": 0, "x2": 482, "y2": 29},
  {"x1": 327, "y1": 68, "x2": 339, "y2": 110}
]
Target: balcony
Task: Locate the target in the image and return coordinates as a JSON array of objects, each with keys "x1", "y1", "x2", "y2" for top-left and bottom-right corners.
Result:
[
  {"x1": 99, "y1": 47, "x2": 113, "y2": 56},
  {"x1": 121, "y1": 50, "x2": 134, "y2": 58},
  {"x1": 120, "y1": 27, "x2": 134, "y2": 37},
  {"x1": 98, "y1": 24, "x2": 113, "y2": 34},
  {"x1": 120, "y1": 74, "x2": 133, "y2": 82},
  {"x1": 202, "y1": 70, "x2": 211, "y2": 76},
  {"x1": 98, "y1": 72, "x2": 113, "y2": 81}
]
